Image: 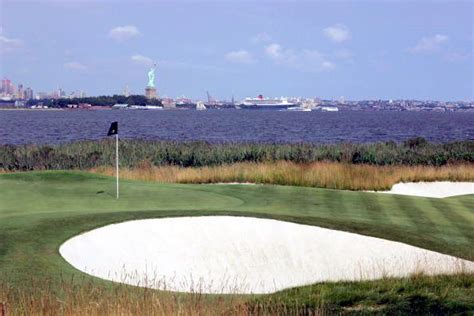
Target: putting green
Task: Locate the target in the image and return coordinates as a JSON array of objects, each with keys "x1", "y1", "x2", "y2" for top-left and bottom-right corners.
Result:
[{"x1": 0, "y1": 171, "x2": 473, "y2": 290}]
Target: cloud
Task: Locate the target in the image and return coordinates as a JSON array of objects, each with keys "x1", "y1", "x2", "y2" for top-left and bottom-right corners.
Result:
[
  {"x1": 108, "y1": 25, "x2": 141, "y2": 42},
  {"x1": 443, "y1": 51, "x2": 471, "y2": 63},
  {"x1": 225, "y1": 50, "x2": 256, "y2": 64},
  {"x1": 131, "y1": 54, "x2": 154, "y2": 66},
  {"x1": 409, "y1": 34, "x2": 448, "y2": 53},
  {"x1": 264, "y1": 43, "x2": 335, "y2": 72},
  {"x1": 321, "y1": 61, "x2": 336, "y2": 70},
  {"x1": 323, "y1": 24, "x2": 350, "y2": 43},
  {"x1": 63, "y1": 61, "x2": 87, "y2": 71},
  {"x1": 265, "y1": 43, "x2": 283, "y2": 59},
  {"x1": 251, "y1": 32, "x2": 271, "y2": 44},
  {"x1": 0, "y1": 29, "x2": 24, "y2": 54}
]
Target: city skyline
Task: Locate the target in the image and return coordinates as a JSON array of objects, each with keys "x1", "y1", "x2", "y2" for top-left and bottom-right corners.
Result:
[{"x1": 1, "y1": 1, "x2": 473, "y2": 101}]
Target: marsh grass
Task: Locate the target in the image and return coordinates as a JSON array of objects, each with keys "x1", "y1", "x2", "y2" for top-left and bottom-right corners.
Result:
[
  {"x1": 90, "y1": 161, "x2": 474, "y2": 190},
  {"x1": 1, "y1": 139, "x2": 473, "y2": 172}
]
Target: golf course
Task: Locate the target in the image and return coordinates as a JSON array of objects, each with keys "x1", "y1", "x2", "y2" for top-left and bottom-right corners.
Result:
[{"x1": 1, "y1": 170, "x2": 473, "y2": 314}]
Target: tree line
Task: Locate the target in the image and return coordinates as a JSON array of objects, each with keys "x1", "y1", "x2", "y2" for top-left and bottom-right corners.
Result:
[{"x1": 26, "y1": 95, "x2": 163, "y2": 108}]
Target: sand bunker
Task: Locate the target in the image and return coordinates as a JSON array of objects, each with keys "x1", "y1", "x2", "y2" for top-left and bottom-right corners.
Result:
[
  {"x1": 210, "y1": 182, "x2": 258, "y2": 185},
  {"x1": 60, "y1": 216, "x2": 474, "y2": 294},
  {"x1": 376, "y1": 181, "x2": 474, "y2": 198}
]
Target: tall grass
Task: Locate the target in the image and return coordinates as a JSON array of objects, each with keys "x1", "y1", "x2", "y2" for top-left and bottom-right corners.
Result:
[
  {"x1": 0, "y1": 276, "x2": 324, "y2": 316},
  {"x1": 90, "y1": 161, "x2": 474, "y2": 190},
  {"x1": 0, "y1": 280, "x2": 243, "y2": 315},
  {"x1": 1, "y1": 272, "x2": 472, "y2": 315},
  {"x1": 1, "y1": 138, "x2": 473, "y2": 171}
]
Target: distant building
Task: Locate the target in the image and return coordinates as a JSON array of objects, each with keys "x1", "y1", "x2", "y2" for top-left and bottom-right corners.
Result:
[
  {"x1": 10, "y1": 84, "x2": 17, "y2": 97},
  {"x1": 36, "y1": 92, "x2": 48, "y2": 99},
  {"x1": 17, "y1": 84, "x2": 24, "y2": 99},
  {"x1": 25, "y1": 87, "x2": 34, "y2": 100},
  {"x1": 161, "y1": 97, "x2": 176, "y2": 108},
  {"x1": 1, "y1": 78, "x2": 12, "y2": 94}
]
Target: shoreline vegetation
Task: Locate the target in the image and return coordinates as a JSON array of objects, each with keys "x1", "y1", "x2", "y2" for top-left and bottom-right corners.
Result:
[
  {"x1": 1, "y1": 138, "x2": 473, "y2": 190},
  {"x1": 1, "y1": 138, "x2": 472, "y2": 171},
  {"x1": 90, "y1": 161, "x2": 474, "y2": 191}
]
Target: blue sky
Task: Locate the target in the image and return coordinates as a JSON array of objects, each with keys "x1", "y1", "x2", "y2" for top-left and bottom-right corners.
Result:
[{"x1": 1, "y1": 0, "x2": 472, "y2": 100}]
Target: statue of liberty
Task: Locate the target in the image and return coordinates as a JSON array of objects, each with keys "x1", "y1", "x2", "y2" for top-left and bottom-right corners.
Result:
[{"x1": 147, "y1": 63, "x2": 157, "y2": 88}]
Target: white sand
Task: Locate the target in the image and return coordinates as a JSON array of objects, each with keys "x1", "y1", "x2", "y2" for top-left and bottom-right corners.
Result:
[
  {"x1": 375, "y1": 181, "x2": 474, "y2": 198},
  {"x1": 208, "y1": 182, "x2": 258, "y2": 185},
  {"x1": 60, "y1": 216, "x2": 474, "y2": 294}
]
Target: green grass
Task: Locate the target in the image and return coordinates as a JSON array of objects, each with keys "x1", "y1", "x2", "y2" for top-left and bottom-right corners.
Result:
[{"x1": 0, "y1": 171, "x2": 473, "y2": 314}]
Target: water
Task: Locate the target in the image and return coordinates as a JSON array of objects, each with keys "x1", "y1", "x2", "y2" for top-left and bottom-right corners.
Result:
[{"x1": 0, "y1": 109, "x2": 473, "y2": 145}]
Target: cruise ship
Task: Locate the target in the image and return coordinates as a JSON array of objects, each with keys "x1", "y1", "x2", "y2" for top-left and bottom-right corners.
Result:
[{"x1": 239, "y1": 95, "x2": 297, "y2": 110}]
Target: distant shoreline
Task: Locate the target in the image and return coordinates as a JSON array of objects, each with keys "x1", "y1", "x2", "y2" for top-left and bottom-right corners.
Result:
[
  {"x1": 0, "y1": 107, "x2": 112, "y2": 111},
  {"x1": 0, "y1": 107, "x2": 65, "y2": 111}
]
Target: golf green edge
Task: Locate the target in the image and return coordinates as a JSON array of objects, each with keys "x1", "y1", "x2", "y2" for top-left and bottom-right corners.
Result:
[{"x1": 1, "y1": 171, "x2": 473, "y2": 312}]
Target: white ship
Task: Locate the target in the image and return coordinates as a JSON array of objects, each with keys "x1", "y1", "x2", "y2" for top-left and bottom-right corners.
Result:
[
  {"x1": 196, "y1": 101, "x2": 207, "y2": 111},
  {"x1": 320, "y1": 106, "x2": 339, "y2": 112},
  {"x1": 128, "y1": 104, "x2": 163, "y2": 110},
  {"x1": 240, "y1": 95, "x2": 297, "y2": 110},
  {"x1": 286, "y1": 106, "x2": 311, "y2": 112}
]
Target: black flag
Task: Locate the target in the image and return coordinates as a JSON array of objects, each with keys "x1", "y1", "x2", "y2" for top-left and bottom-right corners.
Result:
[{"x1": 107, "y1": 121, "x2": 118, "y2": 136}]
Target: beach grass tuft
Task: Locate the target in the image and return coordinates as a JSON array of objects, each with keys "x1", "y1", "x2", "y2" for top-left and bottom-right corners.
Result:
[{"x1": 90, "y1": 161, "x2": 474, "y2": 191}]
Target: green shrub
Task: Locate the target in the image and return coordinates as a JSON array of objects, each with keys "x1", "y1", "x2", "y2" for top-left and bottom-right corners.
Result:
[{"x1": 0, "y1": 139, "x2": 472, "y2": 171}]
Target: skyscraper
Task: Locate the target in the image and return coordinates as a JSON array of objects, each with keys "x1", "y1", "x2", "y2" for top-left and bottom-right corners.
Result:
[
  {"x1": 25, "y1": 87, "x2": 34, "y2": 100},
  {"x1": 10, "y1": 84, "x2": 17, "y2": 97},
  {"x1": 1, "y1": 78, "x2": 12, "y2": 94},
  {"x1": 18, "y1": 84, "x2": 24, "y2": 99}
]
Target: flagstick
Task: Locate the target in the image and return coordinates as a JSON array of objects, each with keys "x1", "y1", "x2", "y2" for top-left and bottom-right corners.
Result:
[{"x1": 116, "y1": 133, "x2": 119, "y2": 199}]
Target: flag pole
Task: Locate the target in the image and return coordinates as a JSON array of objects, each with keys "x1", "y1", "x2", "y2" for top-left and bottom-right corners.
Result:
[{"x1": 116, "y1": 133, "x2": 119, "y2": 199}]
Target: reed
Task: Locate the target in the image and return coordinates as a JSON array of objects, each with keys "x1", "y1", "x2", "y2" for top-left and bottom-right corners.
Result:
[
  {"x1": 1, "y1": 138, "x2": 473, "y2": 171},
  {"x1": 90, "y1": 161, "x2": 474, "y2": 190}
]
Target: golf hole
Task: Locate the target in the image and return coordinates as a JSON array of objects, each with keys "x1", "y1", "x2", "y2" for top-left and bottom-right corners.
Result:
[{"x1": 60, "y1": 216, "x2": 474, "y2": 294}]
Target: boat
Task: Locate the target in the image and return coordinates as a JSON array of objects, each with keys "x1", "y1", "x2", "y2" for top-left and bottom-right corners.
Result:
[
  {"x1": 144, "y1": 105, "x2": 163, "y2": 110},
  {"x1": 128, "y1": 105, "x2": 163, "y2": 110},
  {"x1": 320, "y1": 106, "x2": 339, "y2": 112},
  {"x1": 285, "y1": 106, "x2": 311, "y2": 112},
  {"x1": 239, "y1": 94, "x2": 298, "y2": 110},
  {"x1": 196, "y1": 101, "x2": 207, "y2": 111}
]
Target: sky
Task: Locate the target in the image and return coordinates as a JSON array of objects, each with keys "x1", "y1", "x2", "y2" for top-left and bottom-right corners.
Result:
[{"x1": 0, "y1": 0, "x2": 473, "y2": 101}]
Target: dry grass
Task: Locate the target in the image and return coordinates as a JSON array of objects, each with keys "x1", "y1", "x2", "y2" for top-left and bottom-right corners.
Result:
[
  {"x1": 1, "y1": 271, "x2": 471, "y2": 315},
  {"x1": 90, "y1": 161, "x2": 474, "y2": 191},
  {"x1": 0, "y1": 277, "x2": 323, "y2": 316}
]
